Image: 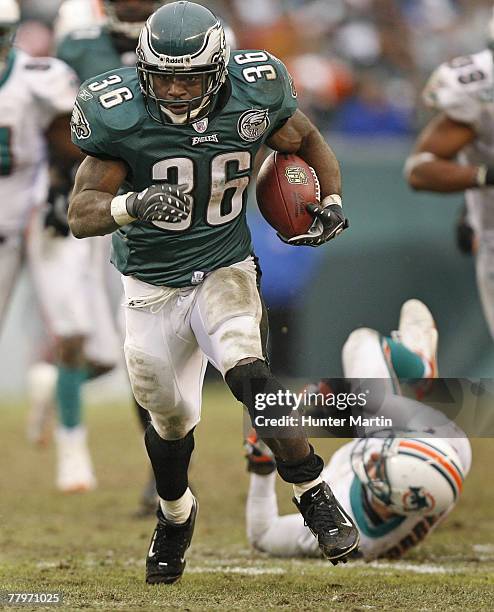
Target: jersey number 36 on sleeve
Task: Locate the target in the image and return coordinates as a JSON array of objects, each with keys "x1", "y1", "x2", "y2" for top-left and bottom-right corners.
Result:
[
  {"x1": 234, "y1": 52, "x2": 277, "y2": 83},
  {"x1": 88, "y1": 74, "x2": 134, "y2": 109}
]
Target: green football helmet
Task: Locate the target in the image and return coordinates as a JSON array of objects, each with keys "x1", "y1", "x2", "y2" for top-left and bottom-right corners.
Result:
[{"x1": 136, "y1": 1, "x2": 230, "y2": 125}]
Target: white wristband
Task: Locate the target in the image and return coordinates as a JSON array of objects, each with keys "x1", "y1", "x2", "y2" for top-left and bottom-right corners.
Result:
[
  {"x1": 322, "y1": 194, "x2": 342, "y2": 208},
  {"x1": 110, "y1": 193, "x2": 136, "y2": 226}
]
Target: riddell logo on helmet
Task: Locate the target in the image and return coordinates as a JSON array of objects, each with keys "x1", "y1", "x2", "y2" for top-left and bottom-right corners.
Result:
[{"x1": 158, "y1": 55, "x2": 192, "y2": 67}]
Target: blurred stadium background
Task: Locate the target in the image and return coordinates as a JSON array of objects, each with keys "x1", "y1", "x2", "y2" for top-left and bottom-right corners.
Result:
[{"x1": 2, "y1": 0, "x2": 493, "y2": 399}]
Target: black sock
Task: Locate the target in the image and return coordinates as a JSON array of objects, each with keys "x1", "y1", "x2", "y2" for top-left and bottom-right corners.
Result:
[
  {"x1": 276, "y1": 444, "x2": 324, "y2": 484},
  {"x1": 144, "y1": 426, "x2": 194, "y2": 501}
]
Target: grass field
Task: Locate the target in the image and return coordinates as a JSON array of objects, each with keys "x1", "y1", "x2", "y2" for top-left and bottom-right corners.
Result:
[{"x1": 1, "y1": 383, "x2": 494, "y2": 610}]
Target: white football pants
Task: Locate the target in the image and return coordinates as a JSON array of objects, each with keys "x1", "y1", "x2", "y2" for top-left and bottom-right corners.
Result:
[{"x1": 122, "y1": 256, "x2": 264, "y2": 440}]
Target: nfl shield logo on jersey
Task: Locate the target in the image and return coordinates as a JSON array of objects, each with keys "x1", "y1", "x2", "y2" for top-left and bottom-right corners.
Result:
[
  {"x1": 237, "y1": 109, "x2": 270, "y2": 142},
  {"x1": 193, "y1": 118, "x2": 209, "y2": 133}
]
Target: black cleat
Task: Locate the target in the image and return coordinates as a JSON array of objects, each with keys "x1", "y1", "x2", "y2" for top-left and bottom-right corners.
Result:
[
  {"x1": 293, "y1": 481, "x2": 359, "y2": 563},
  {"x1": 146, "y1": 498, "x2": 198, "y2": 584}
]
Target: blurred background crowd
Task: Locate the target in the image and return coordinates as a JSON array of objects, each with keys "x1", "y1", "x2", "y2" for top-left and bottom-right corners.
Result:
[{"x1": 15, "y1": 0, "x2": 494, "y2": 137}]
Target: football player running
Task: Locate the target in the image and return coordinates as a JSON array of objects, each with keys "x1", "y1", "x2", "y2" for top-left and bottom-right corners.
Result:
[
  {"x1": 0, "y1": 0, "x2": 98, "y2": 487},
  {"x1": 404, "y1": 10, "x2": 494, "y2": 341},
  {"x1": 68, "y1": 1, "x2": 355, "y2": 584},
  {"x1": 246, "y1": 300, "x2": 471, "y2": 560}
]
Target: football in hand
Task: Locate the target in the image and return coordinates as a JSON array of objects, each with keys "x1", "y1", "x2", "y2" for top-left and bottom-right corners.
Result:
[{"x1": 256, "y1": 152, "x2": 320, "y2": 239}]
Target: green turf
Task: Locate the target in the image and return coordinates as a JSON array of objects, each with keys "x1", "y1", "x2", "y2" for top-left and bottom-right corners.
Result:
[{"x1": 1, "y1": 383, "x2": 493, "y2": 610}]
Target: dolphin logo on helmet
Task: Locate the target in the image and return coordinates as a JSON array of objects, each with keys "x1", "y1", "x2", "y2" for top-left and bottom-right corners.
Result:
[{"x1": 351, "y1": 434, "x2": 465, "y2": 516}]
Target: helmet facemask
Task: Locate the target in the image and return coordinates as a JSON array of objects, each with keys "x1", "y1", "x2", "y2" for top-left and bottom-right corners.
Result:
[
  {"x1": 351, "y1": 436, "x2": 395, "y2": 509},
  {"x1": 137, "y1": 58, "x2": 227, "y2": 125}
]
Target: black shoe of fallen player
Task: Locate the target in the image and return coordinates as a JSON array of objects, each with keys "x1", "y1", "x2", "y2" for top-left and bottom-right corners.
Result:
[
  {"x1": 293, "y1": 481, "x2": 359, "y2": 565},
  {"x1": 146, "y1": 498, "x2": 198, "y2": 584}
]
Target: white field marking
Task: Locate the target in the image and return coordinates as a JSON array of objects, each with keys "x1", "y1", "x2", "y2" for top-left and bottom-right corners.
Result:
[
  {"x1": 188, "y1": 566, "x2": 286, "y2": 576},
  {"x1": 473, "y1": 544, "x2": 494, "y2": 553},
  {"x1": 367, "y1": 561, "x2": 452, "y2": 574},
  {"x1": 290, "y1": 558, "x2": 478, "y2": 575}
]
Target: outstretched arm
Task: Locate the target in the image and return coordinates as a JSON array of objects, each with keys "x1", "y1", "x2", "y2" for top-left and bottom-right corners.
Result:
[{"x1": 405, "y1": 113, "x2": 479, "y2": 192}]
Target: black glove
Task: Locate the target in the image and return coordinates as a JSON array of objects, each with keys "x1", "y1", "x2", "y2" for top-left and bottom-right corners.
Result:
[
  {"x1": 45, "y1": 185, "x2": 70, "y2": 236},
  {"x1": 278, "y1": 201, "x2": 349, "y2": 247},
  {"x1": 125, "y1": 184, "x2": 191, "y2": 223}
]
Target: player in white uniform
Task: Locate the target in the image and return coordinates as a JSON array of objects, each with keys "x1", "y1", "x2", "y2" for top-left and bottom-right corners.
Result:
[
  {"x1": 0, "y1": 0, "x2": 120, "y2": 492},
  {"x1": 0, "y1": 5, "x2": 76, "y2": 327},
  {"x1": 404, "y1": 11, "x2": 494, "y2": 340},
  {"x1": 245, "y1": 300, "x2": 472, "y2": 560}
]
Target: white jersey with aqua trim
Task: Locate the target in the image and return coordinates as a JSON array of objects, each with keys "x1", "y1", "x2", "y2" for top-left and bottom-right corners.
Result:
[
  {"x1": 0, "y1": 50, "x2": 78, "y2": 235},
  {"x1": 422, "y1": 49, "x2": 494, "y2": 236}
]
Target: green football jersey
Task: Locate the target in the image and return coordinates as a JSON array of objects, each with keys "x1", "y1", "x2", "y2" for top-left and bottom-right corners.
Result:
[
  {"x1": 71, "y1": 50, "x2": 298, "y2": 287},
  {"x1": 57, "y1": 26, "x2": 129, "y2": 82}
]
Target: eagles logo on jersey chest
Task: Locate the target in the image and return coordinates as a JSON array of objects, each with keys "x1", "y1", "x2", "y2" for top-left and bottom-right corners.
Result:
[{"x1": 237, "y1": 109, "x2": 270, "y2": 142}]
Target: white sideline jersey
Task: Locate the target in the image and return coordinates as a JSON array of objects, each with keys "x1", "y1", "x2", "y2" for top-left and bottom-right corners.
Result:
[
  {"x1": 0, "y1": 49, "x2": 78, "y2": 235},
  {"x1": 422, "y1": 49, "x2": 494, "y2": 235}
]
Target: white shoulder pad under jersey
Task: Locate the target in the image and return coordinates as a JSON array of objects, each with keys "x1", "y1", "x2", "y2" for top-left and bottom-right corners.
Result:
[
  {"x1": 18, "y1": 52, "x2": 79, "y2": 128},
  {"x1": 422, "y1": 49, "x2": 494, "y2": 128}
]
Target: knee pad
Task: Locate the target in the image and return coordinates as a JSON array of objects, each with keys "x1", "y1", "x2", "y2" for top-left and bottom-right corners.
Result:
[
  {"x1": 225, "y1": 359, "x2": 271, "y2": 403},
  {"x1": 225, "y1": 359, "x2": 292, "y2": 423}
]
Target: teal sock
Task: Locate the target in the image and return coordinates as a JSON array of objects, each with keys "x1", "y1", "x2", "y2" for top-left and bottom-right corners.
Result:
[
  {"x1": 56, "y1": 366, "x2": 88, "y2": 429},
  {"x1": 384, "y1": 338, "x2": 426, "y2": 379}
]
